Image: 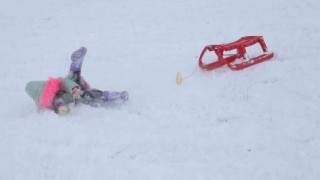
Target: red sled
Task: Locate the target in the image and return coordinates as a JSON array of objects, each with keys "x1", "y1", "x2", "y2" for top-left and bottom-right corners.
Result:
[{"x1": 198, "y1": 36, "x2": 274, "y2": 70}]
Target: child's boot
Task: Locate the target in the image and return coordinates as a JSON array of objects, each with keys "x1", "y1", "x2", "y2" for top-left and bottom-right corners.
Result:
[
  {"x1": 101, "y1": 91, "x2": 129, "y2": 102},
  {"x1": 70, "y1": 47, "x2": 87, "y2": 73},
  {"x1": 69, "y1": 47, "x2": 87, "y2": 84}
]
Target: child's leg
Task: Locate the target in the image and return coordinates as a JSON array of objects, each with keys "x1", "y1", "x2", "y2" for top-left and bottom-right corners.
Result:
[{"x1": 68, "y1": 47, "x2": 87, "y2": 84}]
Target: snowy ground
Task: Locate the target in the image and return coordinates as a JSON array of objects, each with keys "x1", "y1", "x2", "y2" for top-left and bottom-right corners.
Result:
[{"x1": 1, "y1": 0, "x2": 320, "y2": 179}]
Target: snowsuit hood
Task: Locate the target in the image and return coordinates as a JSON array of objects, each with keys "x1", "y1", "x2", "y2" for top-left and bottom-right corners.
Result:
[{"x1": 25, "y1": 77, "x2": 62, "y2": 109}]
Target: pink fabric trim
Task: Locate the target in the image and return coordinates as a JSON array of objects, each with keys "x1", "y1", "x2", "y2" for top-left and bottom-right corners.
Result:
[{"x1": 39, "y1": 77, "x2": 62, "y2": 109}]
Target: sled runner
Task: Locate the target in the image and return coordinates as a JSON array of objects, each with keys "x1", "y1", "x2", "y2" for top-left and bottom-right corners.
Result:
[{"x1": 198, "y1": 36, "x2": 274, "y2": 70}]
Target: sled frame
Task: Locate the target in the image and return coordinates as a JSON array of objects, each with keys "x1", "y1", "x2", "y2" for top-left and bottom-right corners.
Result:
[{"x1": 198, "y1": 36, "x2": 274, "y2": 70}]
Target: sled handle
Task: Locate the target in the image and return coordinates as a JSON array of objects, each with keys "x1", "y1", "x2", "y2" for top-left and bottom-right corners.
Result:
[{"x1": 198, "y1": 46, "x2": 226, "y2": 70}]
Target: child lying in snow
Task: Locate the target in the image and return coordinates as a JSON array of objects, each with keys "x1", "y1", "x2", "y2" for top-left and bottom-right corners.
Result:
[{"x1": 25, "y1": 47, "x2": 129, "y2": 115}]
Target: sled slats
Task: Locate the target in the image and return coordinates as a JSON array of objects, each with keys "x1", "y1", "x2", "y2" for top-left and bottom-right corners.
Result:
[{"x1": 228, "y1": 53, "x2": 274, "y2": 70}]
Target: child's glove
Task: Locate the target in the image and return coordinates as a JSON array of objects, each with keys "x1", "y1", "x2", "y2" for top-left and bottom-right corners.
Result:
[
  {"x1": 72, "y1": 86, "x2": 82, "y2": 100},
  {"x1": 58, "y1": 105, "x2": 69, "y2": 115}
]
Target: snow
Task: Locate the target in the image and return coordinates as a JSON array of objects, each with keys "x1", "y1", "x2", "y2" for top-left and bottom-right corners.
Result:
[{"x1": 1, "y1": 0, "x2": 320, "y2": 179}]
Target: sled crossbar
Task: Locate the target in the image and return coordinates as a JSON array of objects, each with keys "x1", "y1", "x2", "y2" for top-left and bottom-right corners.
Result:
[{"x1": 198, "y1": 36, "x2": 274, "y2": 70}]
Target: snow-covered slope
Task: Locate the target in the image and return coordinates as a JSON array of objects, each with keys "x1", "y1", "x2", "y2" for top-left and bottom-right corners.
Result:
[{"x1": 1, "y1": 0, "x2": 319, "y2": 179}]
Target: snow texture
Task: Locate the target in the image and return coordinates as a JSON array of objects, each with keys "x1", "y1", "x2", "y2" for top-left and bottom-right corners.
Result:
[{"x1": 0, "y1": 0, "x2": 320, "y2": 179}]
